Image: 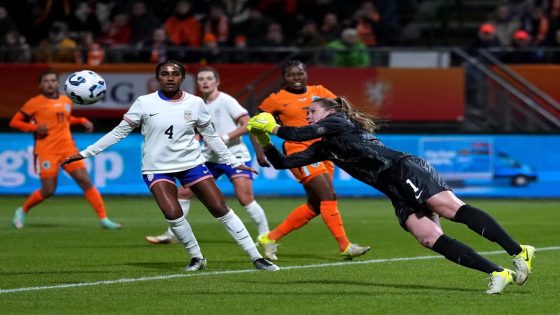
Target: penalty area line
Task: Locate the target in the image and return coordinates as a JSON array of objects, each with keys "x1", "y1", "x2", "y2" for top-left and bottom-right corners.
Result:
[{"x1": 2, "y1": 245, "x2": 558, "y2": 294}]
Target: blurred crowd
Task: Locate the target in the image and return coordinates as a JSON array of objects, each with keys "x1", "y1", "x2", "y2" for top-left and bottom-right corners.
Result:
[
  {"x1": 0, "y1": 0, "x2": 416, "y2": 66},
  {"x1": 0, "y1": 0, "x2": 559, "y2": 66},
  {"x1": 468, "y1": 0, "x2": 560, "y2": 63}
]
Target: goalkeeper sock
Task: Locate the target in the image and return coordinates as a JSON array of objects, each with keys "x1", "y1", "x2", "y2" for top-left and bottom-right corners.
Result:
[
  {"x1": 243, "y1": 200, "x2": 270, "y2": 236},
  {"x1": 320, "y1": 200, "x2": 351, "y2": 252},
  {"x1": 217, "y1": 209, "x2": 261, "y2": 259},
  {"x1": 431, "y1": 234, "x2": 501, "y2": 273},
  {"x1": 453, "y1": 205, "x2": 521, "y2": 256},
  {"x1": 22, "y1": 189, "x2": 45, "y2": 213},
  {"x1": 269, "y1": 203, "x2": 317, "y2": 241}
]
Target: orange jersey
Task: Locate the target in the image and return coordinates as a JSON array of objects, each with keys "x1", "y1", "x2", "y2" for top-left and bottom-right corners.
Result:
[
  {"x1": 259, "y1": 85, "x2": 336, "y2": 154},
  {"x1": 16, "y1": 94, "x2": 77, "y2": 155}
]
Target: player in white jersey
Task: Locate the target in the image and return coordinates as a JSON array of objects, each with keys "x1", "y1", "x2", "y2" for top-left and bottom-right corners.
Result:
[
  {"x1": 145, "y1": 66, "x2": 270, "y2": 245},
  {"x1": 62, "y1": 61, "x2": 279, "y2": 272}
]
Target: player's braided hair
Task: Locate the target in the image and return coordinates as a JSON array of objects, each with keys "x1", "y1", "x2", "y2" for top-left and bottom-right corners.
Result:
[{"x1": 314, "y1": 97, "x2": 379, "y2": 133}]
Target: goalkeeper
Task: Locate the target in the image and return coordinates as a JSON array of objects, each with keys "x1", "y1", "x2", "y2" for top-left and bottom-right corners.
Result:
[{"x1": 248, "y1": 97, "x2": 534, "y2": 295}]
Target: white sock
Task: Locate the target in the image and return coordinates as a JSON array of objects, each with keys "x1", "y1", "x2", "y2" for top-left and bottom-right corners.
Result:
[
  {"x1": 243, "y1": 200, "x2": 269, "y2": 236},
  {"x1": 217, "y1": 209, "x2": 261, "y2": 260},
  {"x1": 178, "y1": 198, "x2": 191, "y2": 217},
  {"x1": 166, "y1": 216, "x2": 203, "y2": 259}
]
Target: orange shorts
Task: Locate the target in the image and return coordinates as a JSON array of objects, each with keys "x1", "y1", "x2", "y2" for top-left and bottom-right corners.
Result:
[
  {"x1": 290, "y1": 160, "x2": 335, "y2": 184},
  {"x1": 35, "y1": 148, "x2": 86, "y2": 179}
]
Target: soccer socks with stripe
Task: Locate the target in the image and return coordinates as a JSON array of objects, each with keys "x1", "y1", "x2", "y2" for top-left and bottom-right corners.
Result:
[
  {"x1": 167, "y1": 216, "x2": 203, "y2": 258},
  {"x1": 431, "y1": 234, "x2": 501, "y2": 274},
  {"x1": 268, "y1": 203, "x2": 317, "y2": 241},
  {"x1": 320, "y1": 200, "x2": 351, "y2": 252},
  {"x1": 178, "y1": 198, "x2": 191, "y2": 217},
  {"x1": 217, "y1": 209, "x2": 261, "y2": 259},
  {"x1": 453, "y1": 204, "x2": 522, "y2": 256},
  {"x1": 22, "y1": 189, "x2": 45, "y2": 213},
  {"x1": 243, "y1": 200, "x2": 270, "y2": 236},
  {"x1": 84, "y1": 187, "x2": 107, "y2": 219}
]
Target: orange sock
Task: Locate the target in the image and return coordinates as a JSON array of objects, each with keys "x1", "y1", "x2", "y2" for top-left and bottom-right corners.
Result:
[
  {"x1": 84, "y1": 187, "x2": 107, "y2": 219},
  {"x1": 22, "y1": 189, "x2": 45, "y2": 213},
  {"x1": 320, "y1": 200, "x2": 350, "y2": 251},
  {"x1": 269, "y1": 203, "x2": 317, "y2": 241}
]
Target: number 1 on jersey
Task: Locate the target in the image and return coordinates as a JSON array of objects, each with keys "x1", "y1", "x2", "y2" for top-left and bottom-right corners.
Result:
[{"x1": 164, "y1": 125, "x2": 174, "y2": 139}]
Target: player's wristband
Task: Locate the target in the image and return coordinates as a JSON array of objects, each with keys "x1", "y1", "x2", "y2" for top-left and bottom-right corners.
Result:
[{"x1": 221, "y1": 134, "x2": 230, "y2": 142}]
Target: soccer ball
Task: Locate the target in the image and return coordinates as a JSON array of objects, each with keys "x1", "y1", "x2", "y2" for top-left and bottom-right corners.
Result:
[{"x1": 64, "y1": 70, "x2": 107, "y2": 105}]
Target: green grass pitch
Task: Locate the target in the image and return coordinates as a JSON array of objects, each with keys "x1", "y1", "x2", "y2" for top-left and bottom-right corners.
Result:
[{"x1": 1, "y1": 196, "x2": 559, "y2": 314}]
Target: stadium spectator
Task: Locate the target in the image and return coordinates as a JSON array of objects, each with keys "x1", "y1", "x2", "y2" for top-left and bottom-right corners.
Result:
[
  {"x1": 234, "y1": 5, "x2": 271, "y2": 47},
  {"x1": 128, "y1": 0, "x2": 161, "y2": 46},
  {"x1": 248, "y1": 96, "x2": 535, "y2": 294},
  {"x1": 354, "y1": 1, "x2": 381, "y2": 47},
  {"x1": 467, "y1": 23, "x2": 502, "y2": 56},
  {"x1": 223, "y1": 0, "x2": 251, "y2": 30},
  {"x1": 138, "y1": 28, "x2": 180, "y2": 63},
  {"x1": 491, "y1": 4, "x2": 521, "y2": 47},
  {"x1": 145, "y1": 66, "x2": 270, "y2": 244},
  {"x1": 199, "y1": 32, "x2": 222, "y2": 64},
  {"x1": 503, "y1": 30, "x2": 542, "y2": 63},
  {"x1": 35, "y1": 21, "x2": 77, "y2": 63},
  {"x1": 203, "y1": 2, "x2": 230, "y2": 46},
  {"x1": 165, "y1": 0, "x2": 202, "y2": 48},
  {"x1": 519, "y1": 5, "x2": 550, "y2": 46},
  {"x1": 98, "y1": 12, "x2": 132, "y2": 62},
  {"x1": 255, "y1": 60, "x2": 370, "y2": 261},
  {"x1": 325, "y1": 27, "x2": 370, "y2": 67},
  {"x1": 75, "y1": 31, "x2": 105, "y2": 66},
  {"x1": 67, "y1": 1, "x2": 103, "y2": 39},
  {"x1": 259, "y1": 22, "x2": 289, "y2": 62},
  {"x1": 320, "y1": 12, "x2": 342, "y2": 42},
  {"x1": 229, "y1": 34, "x2": 250, "y2": 63},
  {"x1": 0, "y1": 5, "x2": 16, "y2": 39},
  {"x1": 0, "y1": 29, "x2": 32, "y2": 63},
  {"x1": 295, "y1": 20, "x2": 326, "y2": 64},
  {"x1": 62, "y1": 60, "x2": 279, "y2": 272},
  {"x1": 9, "y1": 71, "x2": 121, "y2": 230}
]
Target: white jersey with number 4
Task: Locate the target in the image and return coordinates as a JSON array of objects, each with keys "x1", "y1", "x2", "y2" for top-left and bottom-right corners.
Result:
[
  {"x1": 124, "y1": 91, "x2": 213, "y2": 173},
  {"x1": 201, "y1": 92, "x2": 251, "y2": 163},
  {"x1": 79, "y1": 91, "x2": 240, "y2": 174}
]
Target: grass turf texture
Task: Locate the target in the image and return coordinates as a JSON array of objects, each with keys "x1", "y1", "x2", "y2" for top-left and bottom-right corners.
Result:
[{"x1": 1, "y1": 196, "x2": 559, "y2": 314}]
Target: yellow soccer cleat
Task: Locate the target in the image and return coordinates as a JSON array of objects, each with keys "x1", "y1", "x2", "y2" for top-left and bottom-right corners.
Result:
[
  {"x1": 257, "y1": 234, "x2": 278, "y2": 261},
  {"x1": 512, "y1": 245, "x2": 535, "y2": 285},
  {"x1": 485, "y1": 268, "x2": 514, "y2": 294},
  {"x1": 341, "y1": 243, "x2": 371, "y2": 260}
]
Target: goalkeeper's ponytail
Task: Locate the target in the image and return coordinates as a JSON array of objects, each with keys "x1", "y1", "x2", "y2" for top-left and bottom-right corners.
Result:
[{"x1": 314, "y1": 97, "x2": 379, "y2": 133}]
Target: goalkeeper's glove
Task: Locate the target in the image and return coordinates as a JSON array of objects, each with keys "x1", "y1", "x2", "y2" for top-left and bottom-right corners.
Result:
[
  {"x1": 248, "y1": 113, "x2": 279, "y2": 134},
  {"x1": 249, "y1": 128, "x2": 271, "y2": 147}
]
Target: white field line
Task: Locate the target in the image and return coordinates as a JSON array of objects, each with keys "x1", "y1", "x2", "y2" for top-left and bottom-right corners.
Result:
[{"x1": 2, "y1": 245, "x2": 558, "y2": 294}]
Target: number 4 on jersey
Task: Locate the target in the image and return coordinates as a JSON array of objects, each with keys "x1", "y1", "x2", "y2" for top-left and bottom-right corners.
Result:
[{"x1": 164, "y1": 125, "x2": 174, "y2": 139}]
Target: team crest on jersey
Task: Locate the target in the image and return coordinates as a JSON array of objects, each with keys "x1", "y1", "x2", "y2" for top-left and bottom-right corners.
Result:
[
  {"x1": 147, "y1": 174, "x2": 154, "y2": 181},
  {"x1": 64, "y1": 103, "x2": 71, "y2": 112},
  {"x1": 42, "y1": 160, "x2": 52, "y2": 170},
  {"x1": 184, "y1": 110, "x2": 192, "y2": 120}
]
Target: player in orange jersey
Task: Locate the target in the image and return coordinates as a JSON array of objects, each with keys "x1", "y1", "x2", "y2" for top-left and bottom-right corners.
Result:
[
  {"x1": 9, "y1": 70, "x2": 121, "y2": 230},
  {"x1": 255, "y1": 60, "x2": 370, "y2": 260}
]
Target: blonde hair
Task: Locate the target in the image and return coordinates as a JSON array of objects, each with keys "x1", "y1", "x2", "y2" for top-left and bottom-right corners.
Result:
[{"x1": 313, "y1": 97, "x2": 379, "y2": 133}]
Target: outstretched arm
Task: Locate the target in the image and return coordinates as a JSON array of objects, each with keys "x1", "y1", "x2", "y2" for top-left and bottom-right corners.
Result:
[
  {"x1": 62, "y1": 120, "x2": 134, "y2": 166},
  {"x1": 264, "y1": 141, "x2": 327, "y2": 169}
]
